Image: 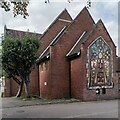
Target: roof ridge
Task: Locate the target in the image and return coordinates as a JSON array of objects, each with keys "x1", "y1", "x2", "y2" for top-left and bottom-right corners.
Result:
[
  {"x1": 5, "y1": 28, "x2": 41, "y2": 35},
  {"x1": 73, "y1": 6, "x2": 95, "y2": 24},
  {"x1": 96, "y1": 19, "x2": 116, "y2": 47},
  {"x1": 66, "y1": 31, "x2": 86, "y2": 57},
  {"x1": 40, "y1": 9, "x2": 72, "y2": 39},
  {"x1": 66, "y1": 24, "x2": 96, "y2": 58},
  {"x1": 37, "y1": 26, "x2": 67, "y2": 61}
]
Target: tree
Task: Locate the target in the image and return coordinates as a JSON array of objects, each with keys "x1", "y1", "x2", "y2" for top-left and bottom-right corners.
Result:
[
  {"x1": 0, "y1": 0, "x2": 91, "y2": 18},
  {"x1": 2, "y1": 34, "x2": 40, "y2": 97}
]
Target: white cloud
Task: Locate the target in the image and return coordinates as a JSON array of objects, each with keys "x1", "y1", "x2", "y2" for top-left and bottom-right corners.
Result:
[
  {"x1": 105, "y1": 21, "x2": 118, "y2": 55},
  {"x1": 0, "y1": 1, "x2": 118, "y2": 54},
  {"x1": 105, "y1": 21, "x2": 118, "y2": 44},
  {"x1": 88, "y1": 2, "x2": 118, "y2": 55}
]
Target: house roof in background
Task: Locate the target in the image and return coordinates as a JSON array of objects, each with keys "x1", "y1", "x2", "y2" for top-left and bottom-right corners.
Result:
[{"x1": 4, "y1": 26, "x2": 42, "y2": 39}]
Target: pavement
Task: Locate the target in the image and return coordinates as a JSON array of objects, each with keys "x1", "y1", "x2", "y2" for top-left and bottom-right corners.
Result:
[{"x1": 2, "y1": 97, "x2": 81, "y2": 108}]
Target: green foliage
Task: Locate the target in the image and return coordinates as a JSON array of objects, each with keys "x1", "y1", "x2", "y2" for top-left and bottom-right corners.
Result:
[{"x1": 2, "y1": 34, "x2": 40, "y2": 79}]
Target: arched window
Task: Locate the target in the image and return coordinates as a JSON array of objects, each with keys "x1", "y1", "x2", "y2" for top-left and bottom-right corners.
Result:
[{"x1": 87, "y1": 37, "x2": 113, "y2": 88}]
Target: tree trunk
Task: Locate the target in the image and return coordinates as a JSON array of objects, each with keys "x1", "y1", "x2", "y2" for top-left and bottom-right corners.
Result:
[
  {"x1": 16, "y1": 80, "x2": 24, "y2": 97},
  {"x1": 24, "y1": 75, "x2": 30, "y2": 98},
  {"x1": 12, "y1": 75, "x2": 21, "y2": 85}
]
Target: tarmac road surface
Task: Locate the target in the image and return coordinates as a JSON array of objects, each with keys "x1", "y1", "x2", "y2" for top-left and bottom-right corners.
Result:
[{"x1": 2, "y1": 99, "x2": 118, "y2": 118}]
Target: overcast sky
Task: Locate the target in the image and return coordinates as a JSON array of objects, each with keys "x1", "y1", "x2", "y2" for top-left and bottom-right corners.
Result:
[{"x1": 0, "y1": 0, "x2": 119, "y2": 55}]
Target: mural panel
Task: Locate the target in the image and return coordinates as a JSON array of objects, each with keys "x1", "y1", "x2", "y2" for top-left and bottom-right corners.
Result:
[{"x1": 87, "y1": 37, "x2": 113, "y2": 88}]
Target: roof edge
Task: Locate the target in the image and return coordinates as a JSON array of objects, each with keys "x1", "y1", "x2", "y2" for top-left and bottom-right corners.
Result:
[
  {"x1": 37, "y1": 26, "x2": 67, "y2": 61},
  {"x1": 40, "y1": 9, "x2": 73, "y2": 39},
  {"x1": 96, "y1": 19, "x2": 116, "y2": 48},
  {"x1": 5, "y1": 28, "x2": 42, "y2": 36},
  {"x1": 66, "y1": 31, "x2": 86, "y2": 57},
  {"x1": 73, "y1": 6, "x2": 95, "y2": 25}
]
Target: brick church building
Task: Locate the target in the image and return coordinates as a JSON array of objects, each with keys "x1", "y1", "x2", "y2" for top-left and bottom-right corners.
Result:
[{"x1": 4, "y1": 7, "x2": 119, "y2": 101}]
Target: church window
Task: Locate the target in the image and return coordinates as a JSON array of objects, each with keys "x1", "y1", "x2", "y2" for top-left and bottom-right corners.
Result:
[{"x1": 87, "y1": 37, "x2": 113, "y2": 88}]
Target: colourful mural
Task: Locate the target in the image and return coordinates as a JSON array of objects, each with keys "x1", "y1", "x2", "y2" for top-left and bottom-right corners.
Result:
[{"x1": 87, "y1": 37, "x2": 112, "y2": 88}]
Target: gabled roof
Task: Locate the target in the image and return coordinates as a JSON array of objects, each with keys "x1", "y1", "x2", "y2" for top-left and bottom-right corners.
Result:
[
  {"x1": 66, "y1": 18, "x2": 117, "y2": 59},
  {"x1": 40, "y1": 9, "x2": 73, "y2": 39},
  {"x1": 66, "y1": 30, "x2": 92, "y2": 58},
  {"x1": 77, "y1": 7, "x2": 95, "y2": 24},
  {"x1": 37, "y1": 26, "x2": 68, "y2": 62},
  {"x1": 4, "y1": 7, "x2": 116, "y2": 66},
  {"x1": 96, "y1": 19, "x2": 116, "y2": 48},
  {"x1": 68, "y1": 7, "x2": 95, "y2": 29},
  {"x1": 37, "y1": 7, "x2": 94, "y2": 61}
]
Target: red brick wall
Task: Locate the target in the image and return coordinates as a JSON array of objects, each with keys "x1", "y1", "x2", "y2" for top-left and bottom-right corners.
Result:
[
  {"x1": 4, "y1": 8, "x2": 118, "y2": 101},
  {"x1": 39, "y1": 60, "x2": 51, "y2": 98},
  {"x1": 50, "y1": 46, "x2": 70, "y2": 99},
  {"x1": 38, "y1": 10, "x2": 73, "y2": 99},
  {"x1": 4, "y1": 66, "x2": 39, "y2": 97},
  {"x1": 71, "y1": 20, "x2": 118, "y2": 101},
  {"x1": 71, "y1": 57, "x2": 83, "y2": 99},
  {"x1": 11, "y1": 79, "x2": 19, "y2": 96},
  {"x1": 4, "y1": 79, "x2": 11, "y2": 97},
  {"x1": 4, "y1": 10, "x2": 72, "y2": 98},
  {"x1": 46, "y1": 7, "x2": 95, "y2": 99},
  {"x1": 29, "y1": 66, "x2": 39, "y2": 96},
  {"x1": 83, "y1": 21, "x2": 118, "y2": 101}
]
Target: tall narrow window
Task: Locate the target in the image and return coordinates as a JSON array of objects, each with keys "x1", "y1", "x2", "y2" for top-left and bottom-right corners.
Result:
[{"x1": 87, "y1": 37, "x2": 113, "y2": 88}]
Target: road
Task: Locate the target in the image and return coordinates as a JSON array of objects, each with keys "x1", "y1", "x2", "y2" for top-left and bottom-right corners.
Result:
[{"x1": 2, "y1": 100, "x2": 118, "y2": 118}]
